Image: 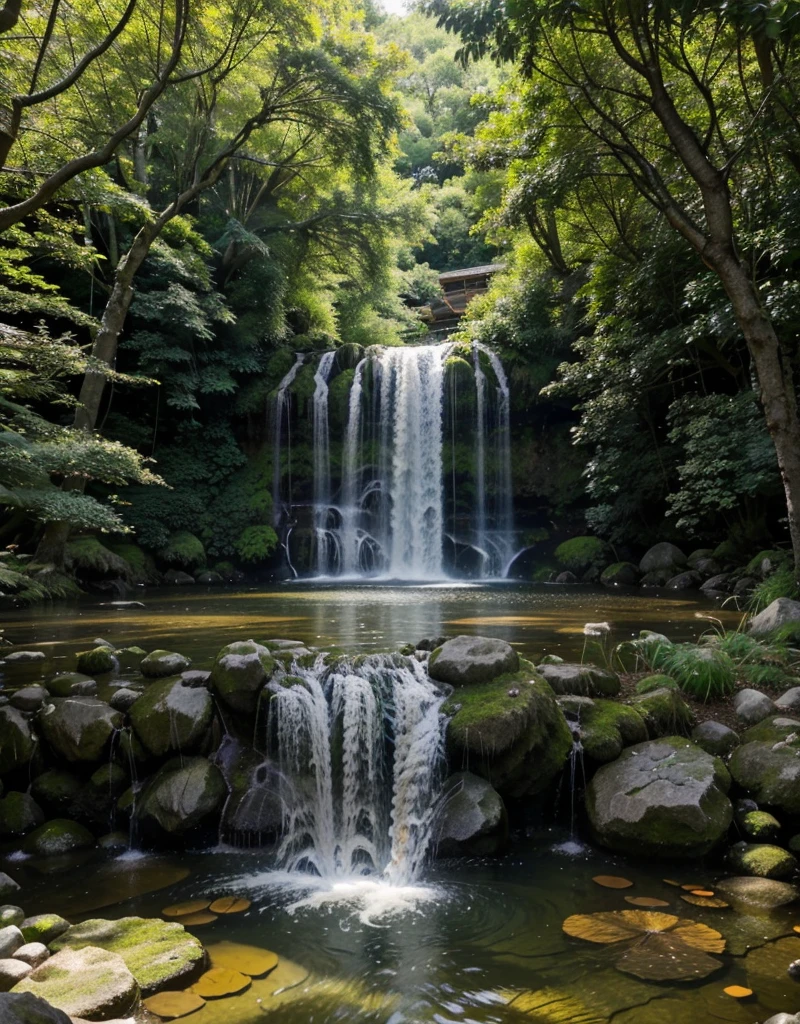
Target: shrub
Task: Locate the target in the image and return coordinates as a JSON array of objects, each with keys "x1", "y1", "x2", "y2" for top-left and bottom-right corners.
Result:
[
  {"x1": 635, "y1": 674, "x2": 679, "y2": 694},
  {"x1": 554, "y1": 536, "x2": 609, "y2": 572},
  {"x1": 749, "y1": 567, "x2": 800, "y2": 613},
  {"x1": 658, "y1": 645, "x2": 736, "y2": 701},
  {"x1": 65, "y1": 537, "x2": 129, "y2": 578},
  {"x1": 159, "y1": 530, "x2": 205, "y2": 568},
  {"x1": 235, "y1": 524, "x2": 278, "y2": 563}
]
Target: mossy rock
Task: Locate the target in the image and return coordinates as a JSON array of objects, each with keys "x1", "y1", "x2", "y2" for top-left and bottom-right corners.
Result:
[
  {"x1": 0, "y1": 707, "x2": 35, "y2": 776},
  {"x1": 746, "y1": 549, "x2": 790, "y2": 577},
  {"x1": 30, "y1": 772, "x2": 82, "y2": 816},
  {"x1": 559, "y1": 698, "x2": 647, "y2": 763},
  {"x1": 107, "y1": 542, "x2": 160, "y2": 585},
  {"x1": 601, "y1": 561, "x2": 641, "y2": 585},
  {"x1": 554, "y1": 536, "x2": 609, "y2": 572},
  {"x1": 537, "y1": 662, "x2": 620, "y2": 698},
  {"x1": 740, "y1": 810, "x2": 781, "y2": 842},
  {"x1": 45, "y1": 673, "x2": 96, "y2": 698},
  {"x1": 0, "y1": 907, "x2": 25, "y2": 928},
  {"x1": 0, "y1": 793, "x2": 44, "y2": 837},
  {"x1": 65, "y1": 537, "x2": 129, "y2": 579},
  {"x1": 209, "y1": 640, "x2": 276, "y2": 715},
  {"x1": 12, "y1": 946, "x2": 139, "y2": 1019},
  {"x1": 140, "y1": 650, "x2": 191, "y2": 679},
  {"x1": 729, "y1": 719, "x2": 800, "y2": 816},
  {"x1": 635, "y1": 674, "x2": 678, "y2": 695},
  {"x1": 443, "y1": 662, "x2": 572, "y2": 800},
  {"x1": 727, "y1": 841, "x2": 797, "y2": 879},
  {"x1": 20, "y1": 915, "x2": 69, "y2": 945},
  {"x1": 158, "y1": 531, "x2": 206, "y2": 570},
  {"x1": 75, "y1": 648, "x2": 115, "y2": 675},
  {"x1": 129, "y1": 676, "x2": 212, "y2": 757},
  {"x1": 22, "y1": 819, "x2": 94, "y2": 857},
  {"x1": 429, "y1": 635, "x2": 519, "y2": 686},
  {"x1": 136, "y1": 757, "x2": 226, "y2": 835},
  {"x1": 51, "y1": 916, "x2": 205, "y2": 994},
  {"x1": 38, "y1": 697, "x2": 122, "y2": 763},
  {"x1": 629, "y1": 687, "x2": 695, "y2": 737}
]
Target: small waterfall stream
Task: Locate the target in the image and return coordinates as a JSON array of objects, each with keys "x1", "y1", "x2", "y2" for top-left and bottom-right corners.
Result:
[{"x1": 272, "y1": 353, "x2": 306, "y2": 525}]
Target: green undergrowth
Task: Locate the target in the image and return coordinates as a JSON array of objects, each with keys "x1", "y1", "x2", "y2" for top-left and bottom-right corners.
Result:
[{"x1": 749, "y1": 567, "x2": 800, "y2": 613}]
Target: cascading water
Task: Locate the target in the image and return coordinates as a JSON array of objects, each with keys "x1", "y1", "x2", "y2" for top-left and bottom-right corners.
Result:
[
  {"x1": 274, "y1": 342, "x2": 516, "y2": 579},
  {"x1": 269, "y1": 653, "x2": 446, "y2": 886},
  {"x1": 272, "y1": 353, "x2": 305, "y2": 526}
]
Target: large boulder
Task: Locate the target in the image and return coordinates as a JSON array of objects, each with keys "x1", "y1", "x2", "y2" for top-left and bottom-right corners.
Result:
[
  {"x1": 0, "y1": 993, "x2": 72, "y2": 1024},
  {"x1": 429, "y1": 635, "x2": 519, "y2": 686},
  {"x1": 45, "y1": 674, "x2": 96, "y2": 698},
  {"x1": 691, "y1": 720, "x2": 739, "y2": 757},
  {"x1": 37, "y1": 698, "x2": 122, "y2": 763},
  {"x1": 74, "y1": 648, "x2": 115, "y2": 675},
  {"x1": 22, "y1": 819, "x2": 94, "y2": 857},
  {"x1": 629, "y1": 687, "x2": 695, "y2": 737},
  {"x1": 729, "y1": 716, "x2": 800, "y2": 816},
  {"x1": 30, "y1": 771, "x2": 81, "y2": 815},
  {"x1": 586, "y1": 737, "x2": 733, "y2": 858},
  {"x1": 209, "y1": 640, "x2": 276, "y2": 714},
  {"x1": 727, "y1": 841, "x2": 797, "y2": 879},
  {"x1": 749, "y1": 598, "x2": 800, "y2": 636},
  {"x1": 639, "y1": 543, "x2": 687, "y2": 573},
  {"x1": 558, "y1": 697, "x2": 647, "y2": 763},
  {"x1": 129, "y1": 677, "x2": 212, "y2": 757},
  {"x1": 715, "y1": 875, "x2": 799, "y2": 909},
  {"x1": 136, "y1": 757, "x2": 226, "y2": 834},
  {"x1": 20, "y1": 915, "x2": 69, "y2": 945},
  {"x1": 140, "y1": 650, "x2": 191, "y2": 679},
  {"x1": 0, "y1": 926, "x2": 24, "y2": 958},
  {"x1": 13, "y1": 946, "x2": 138, "y2": 1020},
  {"x1": 434, "y1": 772, "x2": 507, "y2": 856},
  {"x1": 0, "y1": 876, "x2": 20, "y2": 900},
  {"x1": 0, "y1": 707, "x2": 35, "y2": 776},
  {"x1": 734, "y1": 688, "x2": 776, "y2": 726},
  {"x1": 443, "y1": 664, "x2": 572, "y2": 800},
  {"x1": 10, "y1": 687, "x2": 47, "y2": 713},
  {"x1": 601, "y1": 562, "x2": 640, "y2": 586},
  {"x1": 538, "y1": 663, "x2": 620, "y2": 698},
  {"x1": 0, "y1": 793, "x2": 44, "y2": 837},
  {"x1": 51, "y1": 916, "x2": 204, "y2": 994}
]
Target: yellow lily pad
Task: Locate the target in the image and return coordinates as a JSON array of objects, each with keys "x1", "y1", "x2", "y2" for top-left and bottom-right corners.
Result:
[
  {"x1": 163, "y1": 900, "x2": 212, "y2": 918},
  {"x1": 724, "y1": 985, "x2": 753, "y2": 999},
  {"x1": 191, "y1": 967, "x2": 251, "y2": 998},
  {"x1": 143, "y1": 991, "x2": 205, "y2": 1019},
  {"x1": 681, "y1": 894, "x2": 729, "y2": 909},
  {"x1": 592, "y1": 875, "x2": 633, "y2": 889},
  {"x1": 624, "y1": 897, "x2": 670, "y2": 908},
  {"x1": 207, "y1": 940, "x2": 278, "y2": 977},
  {"x1": 180, "y1": 911, "x2": 218, "y2": 926},
  {"x1": 208, "y1": 897, "x2": 251, "y2": 915}
]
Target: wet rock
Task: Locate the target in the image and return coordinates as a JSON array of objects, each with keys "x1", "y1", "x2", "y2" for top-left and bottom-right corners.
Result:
[
  {"x1": 629, "y1": 687, "x2": 694, "y2": 737},
  {"x1": 0, "y1": 993, "x2": 72, "y2": 1024},
  {"x1": 45, "y1": 674, "x2": 96, "y2": 698},
  {"x1": 691, "y1": 720, "x2": 739, "y2": 756},
  {"x1": 727, "y1": 841, "x2": 797, "y2": 879},
  {"x1": 538, "y1": 663, "x2": 620, "y2": 698},
  {"x1": 715, "y1": 875, "x2": 799, "y2": 908},
  {"x1": 0, "y1": 926, "x2": 24, "y2": 958},
  {"x1": 428, "y1": 635, "x2": 519, "y2": 686},
  {"x1": 700, "y1": 573, "x2": 732, "y2": 593},
  {"x1": 10, "y1": 687, "x2": 47, "y2": 713},
  {"x1": 789, "y1": 833, "x2": 800, "y2": 854},
  {"x1": 0, "y1": 908, "x2": 24, "y2": 928},
  {"x1": 20, "y1": 915, "x2": 70, "y2": 945},
  {"x1": 666, "y1": 570, "x2": 703, "y2": 590},
  {"x1": 31, "y1": 771, "x2": 81, "y2": 815},
  {"x1": 740, "y1": 810, "x2": 781, "y2": 842},
  {"x1": 776, "y1": 686, "x2": 800, "y2": 713},
  {"x1": 3, "y1": 652, "x2": 45, "y2": 664},
  {"x1": 13, "y1": 943, "x2": 49, "y2": 968},
  {"x1": 38, "y1": 698, "x2": 122, "y2": 763},
  {"x1": 0, "y1": 958, "x2": 32, "y2": 991},
  {"x1": 210, "y1": 640, "x2": 276, "y2": 714},
  {"x1": 75, "y1": 648, "x2": 115, "y2": 675},
  {"x1": 554, "y1": 571, "x2": 578, "y2": 584},
  {"x1": 22, "y1": 819, "x2": 95, "y2": 857},
  {"x1": 0, "y1": 707, "x2": 35, "y2": 775},
  {"x1": 140, "y1": 650, "x2": 191, "y2": 679},
  {"x1": 601, "y1": 562, "x2": 640, "y2": 586},
  {"x1": 586, "y1": 737, "x2": 733, "y2": 858},
  {"x1": 0, "y1": 793, "x2": 45, "y2": 837},
  {"x1": 52, "y1": 916, "x2": 204, "y2": 993},
  {"x1": 763, "y1": 1014, "x2": 800, "y2": 1024},
  {"x1": 729, "y1": 717, "x2": 800, "y2": 816},
  {"x1": 443, "y1": 665, "x2": 572, "y2": 800},
  {"x1": 13, "y1": 946, "x2": 138, "y2": 1020},
  {"x1": 733, "y1": 576, "x2": 758, "y2": 596},
  {"x1": 734, "y1": 688, "x2": 776, "y2": 726},
  {"x1": 108, "y1": 688, "x2": 141, "y2": 712},
  {"x1": 180, "y1": 670, "x2": 210, "y2": 687},
  {"x1": 640, "y1": 570, "x2": 670, "y2": 588},
  {"x1": 749, "y1": 597, "x2": 800, "y2": 636},
  {"x1": 129, "y1": 676, "x2": 212, "y2": 757},
  {"x1": 164, "y1": 569, "x2": 195, "y2": 585},
  {"x1": 97, "y1": 831, "x2": 128, "y2": 851},
  {"x1": 195, "y1": 570, "x2": 223, "y2": 585},
  {"x1": 639, "y1": 543, "x2": 687, "y2": 573},
  {"x1": 558, "y1": 697, "x2": 647, "y2": 763},
  {"x1": 434, "y1": 772, "x2": 507, "y2": 856},
  {"x1": 0, "y1": 875, "x2": 20, "y2": 900},
  {"x1": 136, "y1": 756, "x2": 226, "y2": 834}
]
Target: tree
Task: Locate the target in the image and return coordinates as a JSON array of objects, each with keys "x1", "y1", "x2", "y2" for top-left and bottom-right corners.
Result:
[{"x1": 427, "y1": 0, "x2": 800, "y2": 571}]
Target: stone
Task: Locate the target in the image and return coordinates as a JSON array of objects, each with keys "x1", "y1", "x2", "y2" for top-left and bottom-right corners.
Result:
[
  {"x1": 640, "y1": 570, "x2": 670, "y2": 588},
  {"x1": 13, "y1": 943, "x2": 49, "y2": 968},
  {"x1": 601, "y1": 562, "x2": 640, "y2": 585},
  {"x1": 0, "y1": 926, "x2": 24, "y2": 958},
  {"x1": 586, "y1": 737, "x2": 733, "y2": 858},
  {"x1": 180, "y1": 670, "x2": 210, "y2": 687},
  {"x1": 639, "y1": 543, "x2": 687, "y2": 573},
  {"x1": 136, "y1": 757, "x2": 226, "y2": 834},
  {"x1": 195, "y1": 571, "x2": 224, "y2": 585},
  {"x1": 729, "y1": 718, "x2": 800, "y2": 816},
  {"x1": 14, "y1": 946, "x2": 138, "y2": 1019},
  {"x1": 734, "y1": 576, "x2": 758, "y2": 596},
  {"x1": 434, "y1": 772, "x2": 507, "y2": 856},
  {"x1": 209, "y1": 640, "x2": 276, "y2": 714},
  {"x1": 727, "y1": 841, "x2": 797, "y2": 879},
  {"x1": 164, "y1": 570, "x2": 195, "y2": 585},
  {"x1": 31, "y1": 771, "x2": 81, "y2": 815},
  {"x1": 559, "y1": 697, "x2": 647, "y2": 763},
  {"x1": 749, "y1": 597, "x2": 800, "y2": 636},
  {"x1": 75, "y1": 648, "x2": 116, "y2": 675},
  {"x1": 666, "y1": 570, "x2": 702, "y2": 590},
  {"x1": 0, "y1": 907, "x2": 24, "y2": 928},
  {"x1": 700, "y1": 573, "x2": 732, "y2": 593},
  {"x1": 129, "y1": 676, "x2": 212, "y2": 757},
  {"x1": 0, "y1": 959, "x2": 32, "y2": 991},
  {"x1": 0, "y1": 993, "x2": 72, "y2": 1024},
  {"x1": 0, "y1": 875, "x2": 20, "y2": 900},
  {"x1": 554, "y1": 571, "x2": 578, "y2": 584},
  {"x1": 0, "y1": 793, "x2": 45, "y2": 837},
  {"x1": 140, "y1": 650, "x2": 191, "y2": 679},
  {"x1": 22, "y1": 820, "x2": 95, "y2": 857},
  {"x1": 20, "y1": 915, "x2": 70, "y2": 945},
  {"x1": 776, "y1": 686, "x2": 800, "y2": 712},
  {"x1": 715, "y1": 876, "x2": 798, "y2": 909},
  {"x1": 0, "y1": 993, "x2": 71, "y2": 1024},
  {"x1": 762, "y1": 1015, "x2": 800, "y2": 1024},
  {"x1": 108, "y1": 688, "x2": 141, "y2": 712},
  {"x1": 52, "y1": 916, "x2": 205, "y2": 994},
  {"x1": 740, "y1": 810, "x2": 781, "y2": 842},
  {"x1": 9, "y1": 687, "x2": 47, "y2": 712},
  {"x1": 537, "y1": 663, "x2": 620, "y2": 698},
  {"x1": 428, "y1": 635, "x2": 519, "y2": 686},
  {"x1": 3, "y1": 652, "x2": 45, "y2": 664},
  {"x1": 45, "y1": 674, "x2": 97, "y2": 698},
  {"x1": 0, "y1": 707, "x2": 35, "y2": 775},
  {"x1": 38, "y1": 698, "x2": 122, "y2": 763},
  {"x1": 734, "y1": 688, "x2": 776, "y2": 726},
  {"x1": 629, "y1": 687, "x2": 694, "y2": 737},
  {"x1": 443, "y1": 665, "x2": 572, "y2": 800},
  {"x1": 691, "y1": 720, "x2": 739, "y2": 756}
]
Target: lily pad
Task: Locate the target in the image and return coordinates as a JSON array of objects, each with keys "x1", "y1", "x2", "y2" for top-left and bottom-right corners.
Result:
[
  {"x1": 180, "y1": 911, "x2": 218, "y2": 926},
  {"x1": 191, "y1": 967, "x2": 251, "y2": 997},
  {"x1": 592, "y1": 875, "x2": 633, "y2": 889},
  {"x1": 143, "y1": 991, "x2": 206, "y2": 1019},
  {"x1": 723, "y1": 986, "x2": 752, "y2": 999},
  {"x1": 207, "y1": 941, "x2": 278, "y2": 977},
  {"x1": 662, "y1": 879, "x2": 680, "y2": 887},
  {"x1": 624, "y1": 897, "x2": 670, "y2": 908},
  {"x1": 208, "y1": 897, "x2": 250, "y2": 915},
  {"x1": 681, "y1": 883, "x2": 706, "y2": 891},
  {"x1": 563, "y1": 910, "x2": 725, "y2": 982},
  {"x1": 163, "y1": 900, "x2": 212, "y2": 918},
  {"x1": 501, "y1": 987, "x2": 605, "y2": 1023},
  {"x1": 689, "y1": 890, "x2": 715, "y2": 897},
  {"x1": 681, "y1": 894, "x2": 729, "y2": 909}
]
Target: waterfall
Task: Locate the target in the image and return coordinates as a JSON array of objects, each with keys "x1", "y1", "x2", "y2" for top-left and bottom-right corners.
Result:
[
  {"x1": 473, "y1": 343, "x2": 487, "y2": 574},
  {"x1": 272, "y1": 353, "x2": 305, "y2": 526},
  {"x1": 341, "y1": 358, "x2": 367, "y2": 575},
  {"x1": 312, "y1": 351, "x2": 336, "y2": 574},
  {"x1": 477, "y1": 343, "x2": 515, "y2": 574},
  {"x1": 270, "y1": 653, "x2": 446, "y2": 884}
]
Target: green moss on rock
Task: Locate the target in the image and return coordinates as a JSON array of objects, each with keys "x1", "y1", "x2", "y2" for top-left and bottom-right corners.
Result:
[
  {"x1": 629, "y1": 687, "x2": 695, "y2": 737},
  {"x1": 20, "y1": 914, "x2": 69, "y2": 944},
  {"x1": 728, "y1": 841, "x2": 797, "y2": 879},
  {"x1": 635, "y1": 674, "x2": 679, "y2": 695},
  {"x1": 140, "y1": 650, "x2": 191, "y2": 678},
  {"x1": 741, "y1": 810, "x2": 781, "y2": 842},
  {"x1": 75, "y1": 648, "x2": 115, "y2": 675},
  {"x1": 601, "y1": 561, "x2": 640, "y2": 585},
  {"x1": 22, "y1": 820, "x2": 94, "y2": 857},
  {"x1": 554, "y1": 536, "x2": 609, "y2": 572}
]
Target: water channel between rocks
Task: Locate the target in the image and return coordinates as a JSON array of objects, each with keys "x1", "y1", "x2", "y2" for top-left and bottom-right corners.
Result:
[{"x1": 3, "y1": 583, "x2": 798, "y2": 1024}]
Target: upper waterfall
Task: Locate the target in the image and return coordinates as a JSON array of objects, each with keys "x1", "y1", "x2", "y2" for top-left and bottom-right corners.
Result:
[{"x1": 271, "y1": 342, "x2": 516, "y2": 579}]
